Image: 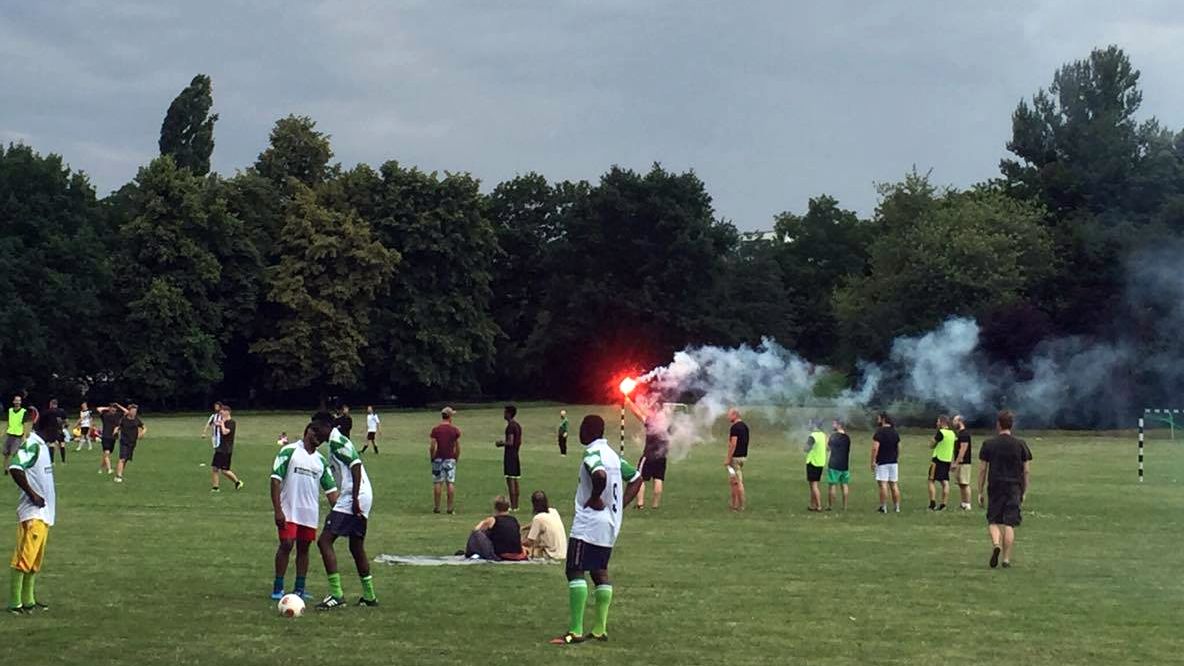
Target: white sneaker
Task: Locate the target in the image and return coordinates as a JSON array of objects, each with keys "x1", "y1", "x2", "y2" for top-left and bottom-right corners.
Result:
[
  {"x1": 114, "y1": 476, "x2": 123, "y2": 483},
  {"x1": 107, "y1": 469, "x2": 113, "y2": 475}
]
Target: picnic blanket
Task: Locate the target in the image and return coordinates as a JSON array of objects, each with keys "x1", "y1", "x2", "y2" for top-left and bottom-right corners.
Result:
[{"x1": 374, "y1": 554, "x2": 559, "y2": 567}]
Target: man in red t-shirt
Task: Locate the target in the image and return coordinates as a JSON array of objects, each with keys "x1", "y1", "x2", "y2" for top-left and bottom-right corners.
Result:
[{"x1": 429, "y1": 407, "x2": 462, "y2": 515}]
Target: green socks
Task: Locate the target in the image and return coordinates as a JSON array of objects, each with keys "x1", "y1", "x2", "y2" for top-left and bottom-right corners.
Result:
[
  {"x1": 9, "y1": 569, "x2": 24, "y2": 609},
  {"x1": 21, "y1": 572, "x2": 35, "y2": 607},
  {"x1": 592, "y1": 584, "x2": 613, "y2": 637},
  {"x1": 567, "y1": 579, "x2": 588, "y2": 635},
  {"x1": 360, "y1": 574, "x2": 376, "y2": 602},
  {"x1": 327, "y1": 573, "x2": 343, "y2": 599}
]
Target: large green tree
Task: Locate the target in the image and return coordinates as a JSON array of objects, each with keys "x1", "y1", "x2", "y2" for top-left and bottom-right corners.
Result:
[
  {"x1": 770, "y1": 195, "x2": 871, "y2": 362},
  {"x1": 530, "y1": 164, "x2": 737, "y2": 399},
  {"x1": 1001, "y1": 45, "x2": 1184, "y2": 335},
  {"x1": 835, "y1": 176, "x2": 1052, "y2": 360},
  {"x1": 112, "y1": 156, "x2": 228, "y2": 403},
  {"x1": 0, "y1": 143, "x2": 113, "y2": 399},
  {"x1": 255, "y1": 115, "x2": 334, "y2": 188},
  {"x1": 159, "y1": 74, "x2": 218, "y2": 176},
  {"x1": 251, "y1": 182, "x2": 397, "y2": 396},
  {"x1": 332, "y1": 162, "x2": 498, "y2": 401}
]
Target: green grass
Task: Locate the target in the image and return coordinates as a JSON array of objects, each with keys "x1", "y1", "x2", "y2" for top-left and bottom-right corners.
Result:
[{"x1": 4, "y1": 405, "x2": 1181, "y2": 665}]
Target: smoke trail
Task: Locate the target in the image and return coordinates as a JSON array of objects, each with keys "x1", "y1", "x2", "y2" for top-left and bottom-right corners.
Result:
[{"x1": 631, "y1": 243, "x2": 1184, "y2": 454}]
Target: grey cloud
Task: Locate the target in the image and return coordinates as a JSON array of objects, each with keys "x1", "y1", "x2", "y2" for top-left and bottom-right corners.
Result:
[{"x1": 2, "y1": 1, "x2": 1182, "y2": 226}]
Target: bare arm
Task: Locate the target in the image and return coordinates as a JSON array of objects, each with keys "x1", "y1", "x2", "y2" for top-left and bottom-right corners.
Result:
[
  {"x1": 1022, "y1": 460, "x2": 1030, "y2": 501},
  {"x1": 977, "y1": 462, "x2": 989, "y2": 506},
  {"x1": 726, "y1": 435, "x2": 737, "y2": 465},
  {"x1": 954, "y1": 442, "x2": 968, "y2": 467},
  {"x1": 586, "y1": 469, "x2": 608, "y2": 510},
  {"x1": 429, "y1": 437, "x2": 438, "y2": 459},
  {"x1": 350, "y1": 464, "x2": 363, "y2": 515},
  {"x1": 621, "y1": 475, "x2": 644, "y2": 509},
  {"x1": 870, "y1": 440, "x2": 879, "y2": 471},
  {"x1": 473, "y1": 516, "x2": 495, "y2": 532},
  {"x1": 271, "y1": 478, "x2": 285, "y2": 527}
]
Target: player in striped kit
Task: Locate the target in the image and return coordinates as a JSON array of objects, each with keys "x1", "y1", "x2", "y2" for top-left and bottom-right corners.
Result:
[{"x1": 550, "y1": 414, "x2": 643, "y2": 645}]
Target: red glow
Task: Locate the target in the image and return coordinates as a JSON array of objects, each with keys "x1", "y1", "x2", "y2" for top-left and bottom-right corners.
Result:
[{"x1": 619, "y1": 377, "x2": 638, "y2": 396}]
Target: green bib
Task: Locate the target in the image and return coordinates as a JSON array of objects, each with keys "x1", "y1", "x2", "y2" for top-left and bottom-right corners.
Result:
[
  {"x1": 7, "y1": 408, "x2": 25, "y2": 436},
  {"x1": 935, "y1": 428, "x2": 956, "y2": 463},
  {"x1": 806, "y1": 431, "x2": 828, "y2": 467}
]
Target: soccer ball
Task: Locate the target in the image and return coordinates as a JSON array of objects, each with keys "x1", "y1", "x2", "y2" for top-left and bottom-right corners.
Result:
[{"x1": 277, "y1": 594, "x2": 305, "y2": 618}]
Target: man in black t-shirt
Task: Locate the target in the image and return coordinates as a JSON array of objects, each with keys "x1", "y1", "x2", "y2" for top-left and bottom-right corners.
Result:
[
  {"x1": 725, "y1": 408, "x2": 749, "y2": 511},
  {"x1": 495, "y1": 405, "x2": 523, "y2": 511},
  {"x1": 871, "y1": 412, "x2": 902, "y2": 513},
  {"x1": 113, "y1": 404, "x2": 146, "y2": 483},
  {"x1": 826, "y1": 419, "x2": 852, "y2": 511},
  {"x1": 977, "y1": 410, "x2": 1032, "y2": 569},
  {"x1": 952, "y1": 415, "x2": 974, "y2": 510},
  {"x1": 44, "y1": 399, "x2": 70, "y2": 464},
  {"x1": 335, "y1": 405, "x2": 354, "y2": 439},
  {"x1": 97, "y1": 402, "x2": 127, "y2": 475},
  {"x1": 210, "y1": 404, "x2": 244, "y2": 492}
]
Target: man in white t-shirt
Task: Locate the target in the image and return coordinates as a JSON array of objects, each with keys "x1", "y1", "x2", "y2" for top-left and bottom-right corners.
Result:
[
  {"x1": 74, "y1": 402, "x2": 95, "y2": 452},
  {"x1": 361, "y1": 405, "x2": 381, "y2": 455},
  {"x1": 550, "y1": 415, "x2": 643, "y2": 646},
  {"x1": 8, "y1": 408, "x2": 56, "y2": 614},
  {"x1": 315, "y1": 425, "x2": 377, "y2": 609},
  {"x1": 270, "y1": 421, "x2": 338, "y2": 601},
  {"x1": 522, "y1": 490, "x2": 567, "y2": 560}
]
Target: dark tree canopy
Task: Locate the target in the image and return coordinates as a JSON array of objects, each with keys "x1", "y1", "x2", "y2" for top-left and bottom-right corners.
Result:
[{"x1": 159, "y1": 74, "x2": 218, "y2": 176}]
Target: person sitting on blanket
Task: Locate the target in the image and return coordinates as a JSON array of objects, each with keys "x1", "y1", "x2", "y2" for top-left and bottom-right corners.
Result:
[
  {"x1": 521, "y1": 490, "x2": 567, "y2": 560},
  {"x1": 464, "y1": 495, "x2": 527, "y2": 561}
]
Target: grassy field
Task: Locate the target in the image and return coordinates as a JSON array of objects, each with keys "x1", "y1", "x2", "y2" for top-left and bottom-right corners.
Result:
[{"x1": 2, "y1": 404, "x2": 1181, "y2": 666}]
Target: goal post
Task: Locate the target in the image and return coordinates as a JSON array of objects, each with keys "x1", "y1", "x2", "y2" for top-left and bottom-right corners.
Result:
[{"x1": 1140, "y1": 409, "x2": 1182, "y2": 483}]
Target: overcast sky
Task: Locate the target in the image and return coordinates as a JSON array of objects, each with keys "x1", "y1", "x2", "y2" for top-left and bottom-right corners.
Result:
[{"x1": 3, "y1": 1, "x2": 1182, "y2": 229}]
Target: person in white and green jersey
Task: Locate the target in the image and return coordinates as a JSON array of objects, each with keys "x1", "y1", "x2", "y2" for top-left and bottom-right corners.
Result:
[
  {"x1": 7, "y1": 407, "x2": 55, "y2": 614},
  {"x1": 928, "y1": 415, "x2": 956, "y2": 511},
  {"x1": 315, "y1": 420, "x2": 377, "y2": 610},
  {"x1": 270, "y1": 420, "x2": 338, "y2": 601},
  {"x1": 549, "y1": 414, "x2": 643, "y2": 646}
]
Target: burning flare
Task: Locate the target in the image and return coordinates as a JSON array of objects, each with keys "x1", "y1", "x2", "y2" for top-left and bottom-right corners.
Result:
[{"x1": 618, "y1": 377, "x2": 638, "y2": 396}]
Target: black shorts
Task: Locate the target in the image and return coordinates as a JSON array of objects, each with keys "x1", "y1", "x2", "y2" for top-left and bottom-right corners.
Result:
[
  {"x1": 80, "y1": 427, "x2": 91, "y2": 437},
  {"x1": 366, "y1": 432, "x2": 376, "y2": 442},
  {"x1": 211, "y1": 449, "x2": 233, "y2": 470},
  {"x1": 806, "y1": 463, "x2": 824, "y2": 482},
  {"x1": 324, "y1": 510, "x2": 368, "y2": 538},
  {"x1": 119, "y1": 441, "x2": 137, "y2": 461},
  {"x1": 504, "y1": 453, "x2": 521, "y2": 478},
  {"x1": 566, "y1": 538, "x2": 612, "y2": 573},
  {"x1": 987, "y1": 485, "x2": 1023, "y2": 526},
  {"x1": 930, "y1": 459, "x2": 951, "y2": 482},
  {"x1": 641, "y1": 456, "x2": 666, "y2": 481},
  {"x1": 101, "y1": 437, "x2": 116, "y2": 452}
]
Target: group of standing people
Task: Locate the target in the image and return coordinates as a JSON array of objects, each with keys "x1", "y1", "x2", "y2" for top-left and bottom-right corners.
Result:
[{"x1": 5, "y1": 395, "x2": 145, "y2": 482}]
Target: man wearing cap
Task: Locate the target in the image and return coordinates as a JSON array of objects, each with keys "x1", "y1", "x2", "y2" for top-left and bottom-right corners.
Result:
[{"x1": 429, "y1": 407, "x2": 462, "y2": 514}]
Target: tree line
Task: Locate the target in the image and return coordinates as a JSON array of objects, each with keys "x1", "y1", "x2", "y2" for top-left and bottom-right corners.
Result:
[{"x1": 1, "y1": 46, "x2": 1181, "y2": 409}]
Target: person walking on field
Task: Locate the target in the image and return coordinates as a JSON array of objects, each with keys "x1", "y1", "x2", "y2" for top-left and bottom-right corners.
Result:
[
  {"x1": 43, "y1": 399, "x2": 69, "y2": 464},
  {"x1": 871, "y1": 412, "x2": 902, "y2": 513},
  {"x1": 804, "y1": 420, "x2": 827, "y2": 511},
  {"x1": 928, "y1": 415, "x2": 956, "y2": 511},
  {"x1": 495, "y1": 405, "x2": 523, "y2": 512},
  {"x1": 96, "y1": 403, "x2": 126, "y2": 475},
  {"x1": 360, "y1": 405, "x2": 380, "y2": 454},
  {"x1": 952, "y1": 415, "x2": 973, "y2": 510},
  {"x1": 826, "y1": 419, "x2": 852, "y2": 511},
  {"x1": 557, "y1": 410, "x2": 569, "y2": 457},
  {"x1": 429, "y1": 407, "x2": 461, "y2": 514},
  {"x1": 210, "y1": 404, "x2": 243, "y2": 492},
  {"x1": 978, "y1": 410, "x2": 1032, "y2": 569},
  {"x1": 112, "y1": 404, "x2": 145, "y2": 483},
  {"x1": 725, "y1": 408, "x2": 749, "y2": 511}
]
